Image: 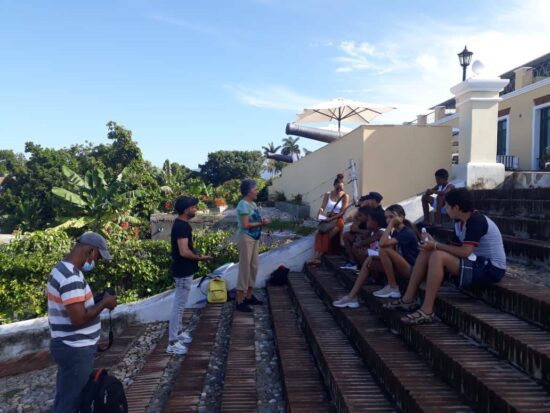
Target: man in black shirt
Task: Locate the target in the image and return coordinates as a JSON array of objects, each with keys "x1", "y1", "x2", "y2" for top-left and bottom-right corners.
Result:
[{"x1": 167, "y1": 196, "x2": 211, "y2": 355}]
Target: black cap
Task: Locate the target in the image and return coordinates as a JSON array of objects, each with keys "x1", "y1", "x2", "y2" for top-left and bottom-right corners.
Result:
[
  {"x1": 174, "y1": 196, "x2": 199, "y2": 214},
  {"x1": 77, "y1": 232, "x2": 113, "y2": 260},
  {"x1": 360, "y1": 192, "x2": 383, "y2": 203}
]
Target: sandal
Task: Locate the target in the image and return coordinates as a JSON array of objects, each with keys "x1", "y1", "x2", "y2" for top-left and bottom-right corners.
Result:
[
  {"x1": 401, "y1": 309, "x2": 435, "y2": 325},
  {"x1": 384, "y1": 299, "x2": 418, "y2": 312}
]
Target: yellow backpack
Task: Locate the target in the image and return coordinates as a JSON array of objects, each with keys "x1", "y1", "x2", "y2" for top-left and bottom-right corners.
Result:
[{"x1": 207, "y1": 277, "x2": 228, "y2": 304}]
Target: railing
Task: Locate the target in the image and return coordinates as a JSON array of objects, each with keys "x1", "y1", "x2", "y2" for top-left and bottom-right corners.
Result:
[{"x1": 497, "y1": 155, "x2": 519, "y2": 170}]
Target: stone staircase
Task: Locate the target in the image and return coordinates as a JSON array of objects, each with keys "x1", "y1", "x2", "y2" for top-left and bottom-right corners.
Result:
[{"x1": 3, "y1": 188, "x2": 550, "y2": 412}]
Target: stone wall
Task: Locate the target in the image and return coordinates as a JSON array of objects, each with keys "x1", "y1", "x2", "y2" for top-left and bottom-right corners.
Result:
[{"x1": 150, "y1": 213, "x2": 238, "y2": 241}]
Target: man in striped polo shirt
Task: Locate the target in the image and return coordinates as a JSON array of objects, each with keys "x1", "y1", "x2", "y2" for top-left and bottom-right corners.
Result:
[{"x1": 48, "y1": 232, "x2": 117, "y2": 413}]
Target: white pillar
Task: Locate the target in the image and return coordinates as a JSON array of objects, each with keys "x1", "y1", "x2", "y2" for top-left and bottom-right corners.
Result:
[
  {"x1": 450, "y1": 78, "x2": 509, "y2": 189},
  {"x1": 434, "y1": 106, "x2": 446, "y2": 121},
  {"x1": 416, "y1": 114, "x2": 427, "y2": 125}
]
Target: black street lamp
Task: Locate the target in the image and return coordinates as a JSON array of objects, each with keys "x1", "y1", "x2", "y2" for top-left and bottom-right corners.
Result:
[{"x1": 458, "y1": 45, "x2": 473, "y2": 81}]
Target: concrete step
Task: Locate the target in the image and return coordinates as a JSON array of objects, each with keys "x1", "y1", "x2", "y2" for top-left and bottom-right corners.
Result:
[
  {"x1": 299, "y1": 269, "x2": 474, "y2": 412},
  {"x1": 423, "y1": 284, "x2": 550, "y2": 389},
  {"x1": 430, "y1": 226, "x2": 550, "y2": 263},
  {"x1": 475, "y1": 198, "x2": 550, "y2": 219},
  {"x1": 287, "y1": 273, "x2": 397, "y2": 412},
  {"x1": 487, "y1": 215, "x2": 550, "y2": 241},
  {"x1": 473, "y1": 188, "x2": 550, "y2": 201},
  {"x1": 267, "y1": 285, "x2": 333, "y2": 413},
  {"x1": 319, "y1": 260, "x2": 550, "y2": 412}
]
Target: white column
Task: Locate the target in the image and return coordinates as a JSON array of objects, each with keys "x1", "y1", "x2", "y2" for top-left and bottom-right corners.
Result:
[
  {"x1": 450, "y1": 78, "x2": 509, "y2": 189},
  {"x1": 416, "y1": 114, "x2": 427, "y2": 125}
]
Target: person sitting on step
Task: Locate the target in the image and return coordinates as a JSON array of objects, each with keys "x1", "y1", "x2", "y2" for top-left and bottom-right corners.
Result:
[
  {"x1": 421, "y1": 168, "x2": 454, "y2": 226},
  {"x1": 386, "y1": 188, "x2": 507, "y2": 325},
  {"x1": 333, "y1": 205, "x2": 418, "y2": 308},
  {"x1": 309, "y1": 174, "x2": 349, "y2": 265},
  {"x1": 341, "y1": 192, "x2": 384, "y2": 270},
  {"x1": 341, "y1": 206, "x2": 386, "y2": 272}
]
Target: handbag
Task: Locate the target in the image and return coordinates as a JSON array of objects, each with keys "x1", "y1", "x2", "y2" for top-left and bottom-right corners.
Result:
[{"x1": 318, "y1": 194, "x2": 345, "y2": 233}]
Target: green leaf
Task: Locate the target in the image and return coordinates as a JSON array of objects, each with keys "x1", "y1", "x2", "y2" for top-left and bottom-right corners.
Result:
[
  {"x1": 52, "y1": 187, "x2": 87, "y2": 207},
  {"x1": 62, "y1": 165, "x2": 89, "y2": 189}
]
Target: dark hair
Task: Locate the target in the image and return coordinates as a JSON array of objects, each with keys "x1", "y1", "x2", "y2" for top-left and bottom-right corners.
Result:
[
  {"x1": 240, "y1": 178, "x2": 257, "y2": 197},
  {"x1": 445, "y1": 188, "x2": 474, "y2": 212},
  {"x1": 366, "y1": 207, "x2": 386, "y2": 228},
  {"x1": 386, "y1": 204, "x2": 419, "y2": 238},
  {"x1": 333, "y1": 173, "x2": 344, "y2": 186},
  {"x1": 435, "y1": 168, "x2": 449, "y2": 179}
]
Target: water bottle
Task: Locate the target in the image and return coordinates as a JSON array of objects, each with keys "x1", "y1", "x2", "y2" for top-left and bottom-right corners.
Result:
[{"x1": 421, "y1": 227, "x2": 430, "y2": 243}]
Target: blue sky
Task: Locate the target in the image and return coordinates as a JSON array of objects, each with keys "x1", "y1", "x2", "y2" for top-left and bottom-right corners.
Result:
[{"x1": 1, "y1": 0, "x2": 548, "y2": 169}]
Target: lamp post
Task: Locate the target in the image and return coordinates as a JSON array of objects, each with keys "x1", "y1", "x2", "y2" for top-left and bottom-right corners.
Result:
[{"x1": 458, "y1": 46, "x2": 473, "y2": 81}]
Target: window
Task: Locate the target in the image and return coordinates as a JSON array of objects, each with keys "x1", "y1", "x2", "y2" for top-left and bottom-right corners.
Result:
[
  {"x1": 497, "y1": 118, "x2": 507, "y2": 156},
  {"x1": 540, "y1": 107, "x2": 550, "y2": 168}
]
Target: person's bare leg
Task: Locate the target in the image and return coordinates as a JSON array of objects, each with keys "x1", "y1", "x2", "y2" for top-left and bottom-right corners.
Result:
[
  {"x1": 343, "y1": 233, "x2": 355, "y2": 261},
  {"x1": 349, "y1": 259, "x2": 383, "y2": 298},
  {"x1": 420, "y1": 251, "x2": 460, "y2": 314},
  {"x1": 434, "y1": 195, "x2": 444, "y2": 225},
  {"x1": 402, "y1": 250, "x2": 432, "y2": 303},
  {"x1": 352, "y1": 245, "x2": 367, "y2": 266},
  {"x1": 422, "y1": 194, "x2": 432, "y2": 224},
  {"x1": 236, "y1": 290, "x2": 245, "y2": 304},
  {"x1": 379, "y1": 247, "x2": 412, "y2": 288}
]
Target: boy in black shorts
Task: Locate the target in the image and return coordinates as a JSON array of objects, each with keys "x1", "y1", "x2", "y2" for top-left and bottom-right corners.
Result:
[{"x1": 386, "y1": 188, "x2": 506, "y2": 325}]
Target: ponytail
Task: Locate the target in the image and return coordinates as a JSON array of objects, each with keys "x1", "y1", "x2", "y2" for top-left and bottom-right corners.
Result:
[{"x1": 387, "y1": 204, "x2": 420, "y2": 240}]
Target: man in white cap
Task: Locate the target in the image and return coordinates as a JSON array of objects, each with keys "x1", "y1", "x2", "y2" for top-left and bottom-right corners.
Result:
[{"x1": 47, "y1": 232, "x2": 117, "y2": 413}]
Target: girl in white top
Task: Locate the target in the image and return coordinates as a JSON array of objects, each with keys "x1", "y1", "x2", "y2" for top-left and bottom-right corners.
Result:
[{"x1": 309, "y1": 174, "x2": 349, "y2": 265}]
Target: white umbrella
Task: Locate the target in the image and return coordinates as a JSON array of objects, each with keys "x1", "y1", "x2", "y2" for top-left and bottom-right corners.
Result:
[{"x1": 297, "y1": 97, "x2": 395, "y2": 131}]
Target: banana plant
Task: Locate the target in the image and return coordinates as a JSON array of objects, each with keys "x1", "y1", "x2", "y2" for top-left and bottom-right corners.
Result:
[{"x1": 52, "y1": 165, "x2": 144, "y2": 231}]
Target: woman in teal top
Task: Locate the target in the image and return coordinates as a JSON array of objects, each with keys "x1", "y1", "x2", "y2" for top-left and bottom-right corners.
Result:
[{"x1": 236, "y1": 179, "x2": 271, "y2": 312}]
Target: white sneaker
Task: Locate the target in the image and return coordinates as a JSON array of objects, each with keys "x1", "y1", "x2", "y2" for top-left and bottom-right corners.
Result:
[
  {"x1": 340, "y1": 262, "x2": 358, "y2": 271},
  {"x1": 373, "y1": 285, "x2": 401, "y2": 299},
  {"x1": 167, "y1": 341, "x2": 188, "y2": 355},
  {"x1": 177, "y1": 331, "x2": 192, "y2": 344},
  {"x1": 332, "y1": 295, "x2": 360, "y2": 308}
]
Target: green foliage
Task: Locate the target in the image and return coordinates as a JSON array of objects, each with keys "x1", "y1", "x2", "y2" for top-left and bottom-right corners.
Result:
[
  {"x1": 0, "y1": 230, "x2": 72, "y2": 322},
  {"x1": 0, "y1": 229, "x2": 273, "y2": 323},
  {"x1": 199, "y1": 150, "x2": 263, "y2": 186},
  {"x1": 267, "y1": 220, "x2": 315, "y2": 236},
  {"x1": 281, "y1": 137, "x2": 301, "y2": 156},
  {"x1": 52, "y1": 165, "x2": 144, "y2": 231}
]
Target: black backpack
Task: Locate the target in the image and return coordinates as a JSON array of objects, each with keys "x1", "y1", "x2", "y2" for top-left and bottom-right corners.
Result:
[
  {"x1": 80, "y1": 369, "x2": 128, "y2": 413},
  {"x1": 269, "y1": 265, "x2": 290, "y2": 286}
]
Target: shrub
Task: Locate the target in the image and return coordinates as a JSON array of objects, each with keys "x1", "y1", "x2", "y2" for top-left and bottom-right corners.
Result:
[{"x1": 0, "y1": 228, "x2": 272, "y2": 323}]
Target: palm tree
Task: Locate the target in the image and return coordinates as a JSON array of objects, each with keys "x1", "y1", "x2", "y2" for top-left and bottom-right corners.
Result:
[
  {"x1": 261, "y1": 142, "x2": 282, "y2": 155},
  {"x1": 281, "y1": 137, "x2": 300, "y2": 156}
]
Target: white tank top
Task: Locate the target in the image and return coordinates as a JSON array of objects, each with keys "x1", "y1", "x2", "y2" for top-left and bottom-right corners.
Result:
[{"x1": 326, "y1": 195, "x2": 343, "y2": 214}]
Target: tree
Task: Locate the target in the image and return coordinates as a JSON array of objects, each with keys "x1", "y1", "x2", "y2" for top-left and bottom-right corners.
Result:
[
  {"x1": 281, "y1": 137, "x2": 301, "y2": 156},
  {"x1": 91, "y1": 122, "x2": 142, "y2": 177},
  {"x1": 261, "y1": 142, "x2": 281, "y2": 155},
  {"x1": 52, "y1": 165, "x2": 144, "y2": 231},
  {"x1": 199, "y1": 150, "x2": 263, "y2": 186}
]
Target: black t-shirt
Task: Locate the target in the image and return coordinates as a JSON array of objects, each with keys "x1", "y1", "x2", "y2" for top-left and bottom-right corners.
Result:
[
  {"x1": 394, "y1": 226, "x2": 419, "y2": 266},
  {"x1": 171, "y1": 219, "x2": 199, "y2": 277}
]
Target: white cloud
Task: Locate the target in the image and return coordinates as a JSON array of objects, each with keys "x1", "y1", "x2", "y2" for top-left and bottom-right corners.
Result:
[
  {"x1": 331, "y1": 0, "x2": 550, "y2": 124},
  {"x1": 227, "y1": 85, "x2": 318, "y2": 111},
  {"x1": 335, "y1": 40, "x2": 402, "y2": 74}
]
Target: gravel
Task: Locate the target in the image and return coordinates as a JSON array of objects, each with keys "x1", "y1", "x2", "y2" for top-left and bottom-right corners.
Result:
[
  {"x1": 253, "y1": 289, "x2": 285, "y2": 413},
  {"x1": 146, "y1": 309, "x2": 203, "y2": 413},
  {"x1": 505, "y1": 258, "x2": 550, "y2": 288},
  {"x1": 197, "y1": 301, "x2": 234, "y2": 413},
  {"x1": 0, "y1": 321, "x2": 167, "y2": 413}
]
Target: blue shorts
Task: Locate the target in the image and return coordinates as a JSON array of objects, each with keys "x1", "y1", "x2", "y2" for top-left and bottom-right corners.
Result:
[{"x1": 455, "y1": 256, "x2": 505, "y2": 288}]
